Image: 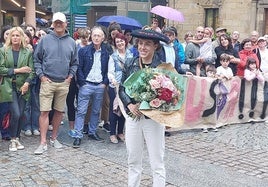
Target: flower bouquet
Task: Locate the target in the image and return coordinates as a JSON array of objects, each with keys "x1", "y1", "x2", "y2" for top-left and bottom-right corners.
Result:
[{"x1": 123, "y1": 64, "x2": 186, "y2": 127}]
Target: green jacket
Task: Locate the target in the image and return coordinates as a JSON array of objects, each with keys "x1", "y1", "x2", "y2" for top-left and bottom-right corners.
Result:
[{"x1": 0, "y1": 46, "x2": 34, "y2": 103}]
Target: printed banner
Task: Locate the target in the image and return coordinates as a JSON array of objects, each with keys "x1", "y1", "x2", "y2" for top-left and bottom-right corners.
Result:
[{"x1": 179, "y1": 76, "x2": 267, "y2": 130}]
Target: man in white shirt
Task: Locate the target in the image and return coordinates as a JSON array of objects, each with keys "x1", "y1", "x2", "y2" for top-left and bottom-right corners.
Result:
[{"x1": 72, "y1": 26, "x2": 110, "y2": 148}]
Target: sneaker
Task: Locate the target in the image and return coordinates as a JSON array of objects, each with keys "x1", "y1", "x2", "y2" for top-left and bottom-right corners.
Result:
[
  {"x1": 68, "y1": 129, "x2": 76, "y2": 138},
  {"x1": 15, "y1": 138, "x2": 24, "y2": 150},
  {"x1": 24, "y1": 130, "x2": 32, "y2": 136},
  {"x1": 33, "y1": 129, "x2": 40, "y2": 136},
  {"x1": 34, "y1": 144, "x2": 48, "y2": 155},
  {"x1": 9, "y1": 139, "x2": 17, "y2": 151},
  {"x1": 48, "y1": 125, "x2": 53, "y2": 131},
  {"x1": 68, "y1": 129, "x2": 83, "y2": 138},
  {"x1": 102, "y1": 123, "x2": 110, "y2": 132},
  {"x1": 73, "y1": 138, "x2": 81, "y2": 148},
  {"x1": 50, "y1": 138, "x2": 63, "y2": 149},
  {"x1": 202, "y1": 128, "x2": 208, "y2": 133},
  {"x1": 88, "y1": 133, "x2": 104, "y2": 141},
  {"x1": 110, "y1": 135, "x2": 118, "y2": 144}
]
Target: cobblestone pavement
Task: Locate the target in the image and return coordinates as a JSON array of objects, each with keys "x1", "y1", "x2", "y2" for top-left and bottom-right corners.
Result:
[{"x1": 1, "y1": 121, "x2": 268, "y2": 186}]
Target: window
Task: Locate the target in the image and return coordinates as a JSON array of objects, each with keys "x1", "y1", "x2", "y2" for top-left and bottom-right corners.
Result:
[{"x1": 205, "y1": 8, "x2": 219, "y2": 31}]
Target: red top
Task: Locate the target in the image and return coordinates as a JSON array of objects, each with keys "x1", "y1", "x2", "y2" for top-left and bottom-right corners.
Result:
[{"x1": 237, "y1": 49, "x2": 259, "y2": 77}]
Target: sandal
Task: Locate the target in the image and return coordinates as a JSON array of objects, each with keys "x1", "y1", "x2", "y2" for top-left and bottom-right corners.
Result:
[
  {"x1": 110, "y1": 135, "x2": 118, "y2": 144},
  {"x1": 117, "y1": 134, "x2": 125, "y2": 142}
]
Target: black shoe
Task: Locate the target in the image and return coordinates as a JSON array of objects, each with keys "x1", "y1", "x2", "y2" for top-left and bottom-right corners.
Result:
[
  {"x1": 83, "y1": 124, "x2": 88, "y2": 134},
  {"x1": 165, "y1": 131, "x2": 171, "y2": 137},
  {"x1": 102, "y1": 123, "x2": 110, "y2": 132},
  {"x1": 88, "y1": 133, "x2": 104, "y2": 141},
  {"x1": 73, "y1": 138, "x2": 81, "y2": 148}
]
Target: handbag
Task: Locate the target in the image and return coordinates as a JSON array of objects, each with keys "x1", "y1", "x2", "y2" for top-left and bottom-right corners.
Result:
[
  {"x1": 113, "y1": 85, "x2": 122, "y2": 116},
  {"x1": 2, "y1": 111, "x2": 10, "y2": 129},
  {"x1": 114, "y1": 84, "x2": 128, "y2": 118}
]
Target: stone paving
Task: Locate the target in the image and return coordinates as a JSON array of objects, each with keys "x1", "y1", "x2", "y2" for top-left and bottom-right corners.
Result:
[{"x1": 1, "y1": 121, "x2": 268, "y2": 186}]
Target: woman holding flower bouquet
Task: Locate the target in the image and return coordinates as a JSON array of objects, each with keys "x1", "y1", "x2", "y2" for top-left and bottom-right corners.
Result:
[
  {"x1": 108, "y1": 33, "x2": 133, "y2": 143},
  {"x1": 119, "y1": 29, "x2": 170, "y2": 187}
]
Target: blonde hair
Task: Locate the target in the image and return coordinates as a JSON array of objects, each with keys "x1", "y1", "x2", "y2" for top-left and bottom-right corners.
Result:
[
  {"x1": 4, "y1": 26, "x2": 27, "y2": 49},
  {"x1": 204, "y1": 27, "x2": 214, "y2": 37}
]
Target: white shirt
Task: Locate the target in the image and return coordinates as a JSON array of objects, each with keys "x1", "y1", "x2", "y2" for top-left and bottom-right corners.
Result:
[
  {"x1": 160, "y1": 41, "x2": 176, "y2": 67},
  {"x1": 259, "y1": 48, "x2": 268, "y2": 73},
  {"x1": 86, "y1": 49, "x2": 103, "y2": 83},
  {"x1": 216, "y1": 66, "x2": 233, "y2": 79}
]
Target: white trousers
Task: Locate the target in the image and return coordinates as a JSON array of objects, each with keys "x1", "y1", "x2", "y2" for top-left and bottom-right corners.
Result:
[{"x1": 125, "y1": 116, "x2": 166, "y2": 187}]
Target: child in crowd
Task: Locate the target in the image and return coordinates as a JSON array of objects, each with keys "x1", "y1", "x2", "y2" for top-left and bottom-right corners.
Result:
[
  {"x1": 216, "y1": 53, "x2": 234, "y2": 80},
  {"x1": 244, "y1": 57, "x2": 264, "y2": 83},
  {"x1": 206, "y1": 64, "x2": 217, "y2": 78},
  {"x1": 190, "y1": 27, "x2": 214, "y2": 76},
  {"x1": 203, "y1": 64, "x2": 218, "y2": 133}
]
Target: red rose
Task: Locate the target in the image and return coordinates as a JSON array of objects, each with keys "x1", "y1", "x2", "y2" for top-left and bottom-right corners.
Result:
[{"x1": 158, "y1": 88, "x2": 173, "y2": 102}]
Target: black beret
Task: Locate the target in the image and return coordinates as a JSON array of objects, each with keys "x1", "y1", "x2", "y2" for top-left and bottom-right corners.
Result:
[{"x1": 131, "y1": 29, "x2": 170, "y2": 43}]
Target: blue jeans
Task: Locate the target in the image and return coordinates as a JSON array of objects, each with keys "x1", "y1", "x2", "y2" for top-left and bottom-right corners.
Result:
[
  {"x1": 23, "y1": 83, "x2": 40, "y2": 131},
  {"x1": 9, "y1": 90, "x2": 26, "y2": 138},
  {"x1": 74, "y1": 83, "x2": 105, "y2": 137}
]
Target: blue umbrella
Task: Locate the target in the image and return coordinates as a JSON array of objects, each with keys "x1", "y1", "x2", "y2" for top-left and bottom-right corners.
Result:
[
  {"x1": 36, "y1": 18, "x2": 48, "y2": 26},
  {"x1": 96, "y1": 15, "x2": 142, "y2": 30}
]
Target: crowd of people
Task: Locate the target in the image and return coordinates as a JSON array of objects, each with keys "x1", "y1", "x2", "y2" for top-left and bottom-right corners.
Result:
[{"x1": 1, "y1": 12, "x2": 268, "y2": 186}]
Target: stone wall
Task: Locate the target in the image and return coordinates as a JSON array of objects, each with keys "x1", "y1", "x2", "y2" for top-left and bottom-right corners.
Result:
[{"x1": 171, "y1": 0, "x2": 262, "y2": 42}]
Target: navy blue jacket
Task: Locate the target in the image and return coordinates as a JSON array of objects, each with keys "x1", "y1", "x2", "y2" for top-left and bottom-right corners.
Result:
[{"x1": 76, "y1": 43, "x2": 110, "y2": 87}]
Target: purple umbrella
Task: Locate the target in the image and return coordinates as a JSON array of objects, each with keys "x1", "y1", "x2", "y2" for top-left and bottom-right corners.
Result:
[{"x1": 151, "y1": 5, "x2": 184, "y2": 22}]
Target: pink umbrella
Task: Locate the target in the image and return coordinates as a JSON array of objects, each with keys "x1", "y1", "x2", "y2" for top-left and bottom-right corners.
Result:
[{"x1": 150, "y1": 5, "x2": 184, "y2": 22}]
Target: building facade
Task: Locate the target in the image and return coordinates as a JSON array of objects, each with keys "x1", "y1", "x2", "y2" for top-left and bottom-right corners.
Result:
[
  {"x1": 0, "y1": 0, "x2": 51, "y2": 27},
  {"x1": 1, "y1": 0, "x2": 268, "y2": 42},
  {"x1": 171, "y1": 0, "x2": 268, "y2": 41}
]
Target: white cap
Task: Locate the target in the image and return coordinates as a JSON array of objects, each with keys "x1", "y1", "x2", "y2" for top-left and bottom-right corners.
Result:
[
  {"x1": 52, "y1": 12, "x2": 66, "y2": 22},
  {"x1": 257, "y1": 36, "x2": 266, "y2": 42}
]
